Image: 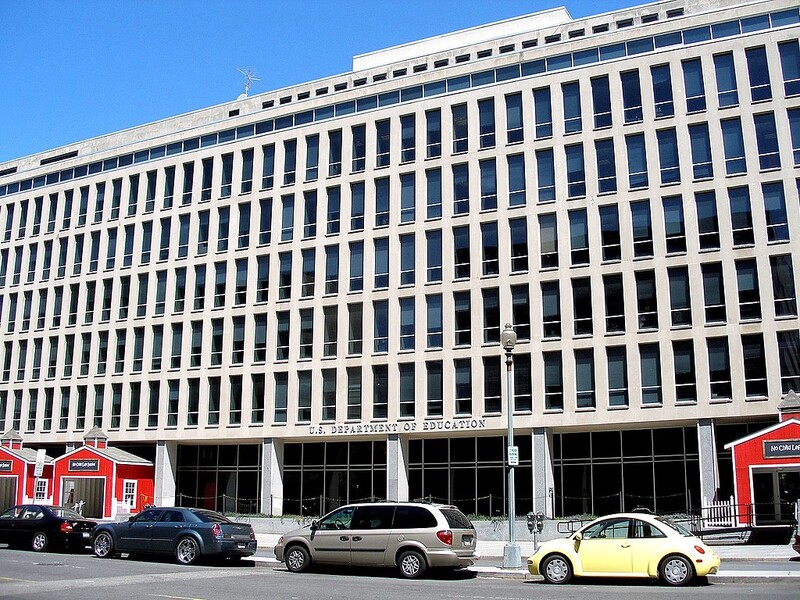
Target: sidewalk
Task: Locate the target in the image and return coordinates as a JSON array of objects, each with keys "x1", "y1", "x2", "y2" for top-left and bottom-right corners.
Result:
[{"x1": 254, "y1": 533, "x2": 800, "y2": 582}]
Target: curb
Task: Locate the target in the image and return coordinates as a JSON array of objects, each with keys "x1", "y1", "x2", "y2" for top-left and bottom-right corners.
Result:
[{"x1": 255, "y1": 559, "x2": 800, "y2": 583}]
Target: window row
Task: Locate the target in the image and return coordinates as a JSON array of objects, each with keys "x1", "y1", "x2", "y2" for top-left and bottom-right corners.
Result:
[
  {"x1": 1, "y1": 180, "x2": 795, "y2": 327},
  {"x1": 3, "y1": 252, "x2": 796, "y2": 382},
  {"x1": 3, "y1": 24, "x2": 797, "y2": 200},
  {"x1": 3, "y1": 328, "x2": 797, "y2": 432},
  {"x1": 5, "y1": 105, "x2": 799, "y2": 265}
]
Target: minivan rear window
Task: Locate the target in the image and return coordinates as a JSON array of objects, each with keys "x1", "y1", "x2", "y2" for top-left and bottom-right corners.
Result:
[
  {"x1": 441, "y1": 508, "x2": 473, "y2": 530},
  {"x1": 392, "y1": 506, "x2": 437, "y2": 529}
]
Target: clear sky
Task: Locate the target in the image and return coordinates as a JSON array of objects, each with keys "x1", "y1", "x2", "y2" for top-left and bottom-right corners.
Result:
[{"x1": 0, "y1": 0, "x2": 638, "y2": 164}]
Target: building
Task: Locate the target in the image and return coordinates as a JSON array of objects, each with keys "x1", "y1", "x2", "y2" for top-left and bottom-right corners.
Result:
[
  {"x1": 0, "y1": 430, "x2": 53, "y2": 508},
  {"x1": 51, "y1": 428, "x2": 155, "y2": 519},
  {"x1": 724, "y1": 392, "x2": 800, "y2": 525},
  {"x1": 0, "y1": 0, "x2": 799, "y2": 520}
]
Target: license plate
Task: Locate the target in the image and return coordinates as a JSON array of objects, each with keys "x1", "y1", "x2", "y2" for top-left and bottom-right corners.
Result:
[{"x1": 82, "y1": 532, "x2": 90, "y2": 538}]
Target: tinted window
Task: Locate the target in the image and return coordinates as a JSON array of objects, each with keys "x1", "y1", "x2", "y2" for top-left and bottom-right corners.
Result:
[
  {"x1": 441, "y1": 508, "x2": 473, "y2": 530},
  {"x1": 0, "y1": 507, "x2": 21, "y2": 519},
  {"x1": 133, "y1": 509, "x2": 163, "y2": 523},
  {"x1": 352, "y1": 505, "x2": 395, "y2": 530},
  {"x1": 20, "y1": 507, "x2": 44, "y2": 520},
  {"x1": 192, "y1": 509, "x2": 229, "y2": 523},
  {"x1": 392, "y1": 506, "x2": 437, "y2": 529},
  {"x1": 161, "y1": 510, "x2": 185, "y2": 523}
]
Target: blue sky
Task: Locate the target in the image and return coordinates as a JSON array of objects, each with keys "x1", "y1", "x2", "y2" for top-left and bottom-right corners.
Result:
[{"x1": 0, "y1": 0, "x2": 637, "y2": 163}]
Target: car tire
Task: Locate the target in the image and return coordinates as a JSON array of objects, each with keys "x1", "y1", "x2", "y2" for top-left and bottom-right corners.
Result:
[
  {"x1": 285, "y1": 545, "x2": 311, "y2": 573},
  {"x1": 541, "y1": 554, "x2": 573, "y2": 584},
  {"x1": 31, "y1": 532, "x2": 49, "y2": 552},
  {"x1": 397, "y1": 549, "x2": 427, "y2": 579},
  {"x1": 660, "y1": 554, "x2": 693, "y2": 586},
  {"x1": 175, "y1": 536, "x2": 201, "y2": 565},
  {"x1": 93, "y1": 531, "x2": 115, "y2": 558}
]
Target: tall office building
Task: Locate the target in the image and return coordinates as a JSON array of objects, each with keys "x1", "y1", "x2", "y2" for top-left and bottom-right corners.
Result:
[{"x1": 0, "y1": 0, "x2": 798, "y2": 519}]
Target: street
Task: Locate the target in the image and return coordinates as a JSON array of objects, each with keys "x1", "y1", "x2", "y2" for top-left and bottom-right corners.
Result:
[{"x1": 0, "y1": 548, "x2": 798, "y2": 600}]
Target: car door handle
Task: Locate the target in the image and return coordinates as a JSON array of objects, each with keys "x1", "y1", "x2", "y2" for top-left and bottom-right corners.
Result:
[
  {"x1": 352, "y1": 536, "x2": 362, "y2": 542},
  {"x1": 340, "y1": 536, "x2": 350, "y2": 542}
]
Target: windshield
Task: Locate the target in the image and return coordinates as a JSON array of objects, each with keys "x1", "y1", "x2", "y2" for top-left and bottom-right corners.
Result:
[
  {"x1": 50, "y1": 507, "x2": 84, "y2": 519},
  {"x1": 655, "y1": 516, "x2": 693, "y2": 536}
]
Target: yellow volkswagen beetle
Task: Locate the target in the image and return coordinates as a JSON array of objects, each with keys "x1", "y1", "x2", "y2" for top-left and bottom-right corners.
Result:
[{"x1": 527, "y1": 512, "x2": 720, "y2": 586}]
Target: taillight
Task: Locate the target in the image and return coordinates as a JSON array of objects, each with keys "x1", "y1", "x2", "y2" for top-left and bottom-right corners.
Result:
[
  {"x1": 436, "y1": 530, "x2": 453, "y2": 545},
  {"x1": 694, "y1": 545, "x2": 706, "y2": 554},
  {"x1": 211, "y1": 523, "x2": 223, "y2": 539},
  {"x1": 60, "y1": 522, "x2": 74, "y2": 533}
]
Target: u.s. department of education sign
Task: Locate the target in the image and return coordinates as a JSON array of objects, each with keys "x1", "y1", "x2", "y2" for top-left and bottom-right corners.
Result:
[
  {"x1": 763, "y1": 439, "x2": 800, "y2": 459},
  {"x1": 308, "y1": 419, "x2": 488, "y2": 436}
]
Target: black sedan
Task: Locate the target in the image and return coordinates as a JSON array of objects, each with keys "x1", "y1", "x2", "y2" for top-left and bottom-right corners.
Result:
[
  {"x1": 93, "y1": 506, "x2": 257, "y2": 565},
  {"x1": 0, "y1": 504, "x2": 97, "y2": 552}
]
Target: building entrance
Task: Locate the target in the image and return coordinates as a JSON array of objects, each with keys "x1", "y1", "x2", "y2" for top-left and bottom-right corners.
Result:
[
  {"x1": 61, "y1": 478, "x2": 104, "y2": 518},
  {"x1": 752, "y1": 469, "x2": 800, "y2": 525},
  {"x1": 0, "y1": 477, "x2": 17, "y2": 512}
]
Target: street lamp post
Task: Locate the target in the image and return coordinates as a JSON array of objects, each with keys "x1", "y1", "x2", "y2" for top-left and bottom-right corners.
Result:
[{"x1": 500, "y1": 323, "x2": 522, "y2": 569}]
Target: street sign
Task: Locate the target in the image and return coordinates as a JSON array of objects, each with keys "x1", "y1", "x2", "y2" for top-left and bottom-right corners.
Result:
[
  {"x1": 507, "y1": 445, "x2": 519, "y2": 466},
  {"x1": 34, "y1": 449, "x2": 46, "y2": 477}
]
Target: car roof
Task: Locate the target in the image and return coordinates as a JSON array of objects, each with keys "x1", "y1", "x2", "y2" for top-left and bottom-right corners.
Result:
[
  {"x1": 587, "y1": 512, "x2": 664, "y2": 524},
  {"x1": 330, "y1": 502, "x2": 457, "y2": 510}
]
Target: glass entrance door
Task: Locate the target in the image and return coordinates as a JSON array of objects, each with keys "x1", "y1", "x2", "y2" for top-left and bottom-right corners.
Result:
[
  {"x1": 752, "y1": 469, "x2": 800, "y2": 524},
  {"x1": 777, "y1": 471, "x2": 800, "y2": 523}
]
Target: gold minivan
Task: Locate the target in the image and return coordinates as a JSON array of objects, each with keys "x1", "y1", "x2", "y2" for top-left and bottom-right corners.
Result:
[{"x1": 274, "y1": 502, "x2": 478, "y2": 578}]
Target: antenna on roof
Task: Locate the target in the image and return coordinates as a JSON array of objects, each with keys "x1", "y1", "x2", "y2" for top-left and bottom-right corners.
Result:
[{"x1": 237, "y1": 67, "x2": 260, "y2": 98}]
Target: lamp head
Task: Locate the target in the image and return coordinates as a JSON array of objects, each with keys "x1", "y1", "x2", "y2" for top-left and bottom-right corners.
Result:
[{"x1": 501, "y1": 323, "x2": 517, "y2": 351}]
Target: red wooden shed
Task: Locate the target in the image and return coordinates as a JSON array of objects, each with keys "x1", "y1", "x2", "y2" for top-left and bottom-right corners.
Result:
[
  {"x1": 52, "y1": 428, "x2": 154, "y2": 519},
  {"x1": 0, "y1": 430, "x2": 54, "y2": 511},
  {"x1": 724, "y1": 392, "x2": 800, "y2": 526}
]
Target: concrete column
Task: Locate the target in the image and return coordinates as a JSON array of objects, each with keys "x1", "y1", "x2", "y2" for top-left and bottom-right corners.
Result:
[
  {"x1": 261, "y1": 438, "x2": 284, "y2": 516},
  {"x1": 154, "y1": 440, "x2": 178, "y2": 507},
  {"x1": 697, "y1": 419, "x2": 719, "y2": 507},
  {"x1": 532, "y1": 427, "x2": 555, "y2": 517},
  {"x1": 386, "y1": 434, "x2": 409, "y2": 502}
]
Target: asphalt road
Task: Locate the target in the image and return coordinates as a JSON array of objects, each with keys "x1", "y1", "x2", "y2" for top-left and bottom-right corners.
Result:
[{"x1": 0, "y1": 547, "x2": 798, "y2": 600}]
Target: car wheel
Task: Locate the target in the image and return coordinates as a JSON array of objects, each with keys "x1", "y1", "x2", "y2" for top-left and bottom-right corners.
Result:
[
  {"x1": 541, "y1": 554, "x2": 573, "y2": 584},
  {"x1": 176, "y1": 537, "x2": 201, "y2": 565},
  {"x1": 398, "y1": 549, "x2": 427, "y2": 579},
  {"x1": 285, "y1": 545, "x2": 311, "y2": 573},
  {"x1": 31, "y1": 532, "x2": 49, "y2": 552},
  {"x1": 660, "y1": 554, "x2": 693, "y2": 586},
  {"x1": 93, "y1": 532, "x2": 115, "y2": 558}
]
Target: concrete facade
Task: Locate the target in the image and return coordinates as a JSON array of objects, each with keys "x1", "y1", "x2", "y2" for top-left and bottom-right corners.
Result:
[{"x1": 0, "y1": 0, "x2": 799, "y2": 518}]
